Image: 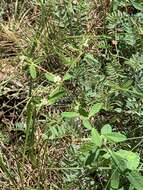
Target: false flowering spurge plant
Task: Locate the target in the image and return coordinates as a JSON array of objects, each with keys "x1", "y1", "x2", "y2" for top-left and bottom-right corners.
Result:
[{"x1": 62, "y1": 103, "x2": 143, "y2": 190}]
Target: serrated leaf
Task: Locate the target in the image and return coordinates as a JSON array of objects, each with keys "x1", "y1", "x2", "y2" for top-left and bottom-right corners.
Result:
[
  {"x1": 127, "y1": 171, "x2": 143, "y2": 190},
  {"x1": 29, "y1": 64, "x2": 37, "y2": 79},
  {"x1": 91, "y1": 128, "x2": 102, "y2": 147},
  {"x1": 101, "y1": 124, "x2": 112, "y2": 135},
  {"x1": 89, "y1": 103, "x2": 103, "y2": 118},
  {"x1": 115, "y1": 150, "x2": 140, "y2": 170},
  {"x1": 82, "y1": 119, "x2": 92, "y2": 130},
  {"x1": 104, "y1": 132, "x2": 127, "y2": 143},
  {"x1": 61, "y1": 112, "x2": 79, "y2": 118}
]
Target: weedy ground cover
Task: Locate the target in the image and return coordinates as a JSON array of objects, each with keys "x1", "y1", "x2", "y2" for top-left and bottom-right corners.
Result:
[{"x1": 0, "y1": 0, "x2": 143, "y2": 190}]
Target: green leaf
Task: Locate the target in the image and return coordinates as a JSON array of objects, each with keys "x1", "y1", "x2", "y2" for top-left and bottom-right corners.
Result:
[
  {"x1": 49, "y1": 86, "x2": 61, "y2": 98},
  {"x1": 89, "y1": 103, "x2": 103, "y2": 118},
  {"x1": 67, "y1": 1, "x2": 74, "y2": 14},
  {"x1": 84, "y1": 53, "x2": 99, "y2": 64},
  {"x1": 45, "y1": 72, "x2": 61, "y2": 83},
  {"x1": 110, "y1": 150, "x2": 127, "y2": 172},
  {"x1": 29, "y1": 64, "x2": 37, "y2": 79},
  {"x1": 62, "y1": 56, "x2": 76, "y2": 66},
  {"x1": 101, "y1": 124, "x2": 112, "y2": 135},
  {"x1": 111, "y1": 169, "x2": 120, "y2": 189},
  {"x1": 104, "y1": 132, "x2": 127, "y2": 143},
  {"x1": 48, "y1": 90, "x2": 65, "y2": 105},
  {"x1": 80, "y1": 142, "x2": 95, "y2": 154},
  {"x1": 61, "y1": 112, "x2": 79, "y2": 118},
  {"x1": 124, "y1": 34, "x2": 136, "y2": 46},
  {"x1": 115, "y1": 150, "x2": 140, "y2": 170},
  {"x1": 82, "y1": 119, "x2": 92, "y2": 130},
  {"x1": 85, "y1": 151, "x2": 96, "y2": 166},
  {"x1": 129, "y1": 184, "x2": 135, "y2": 190},
  {"x1": 91, "y1": 128, "x2": 102, "y2": 147},
  {"x1": 102, "y1": 152, "x2": 110, "y2": 159},
  {"x1": 122, "y1": 80, "x2": 133, "y2": 89},
  {"x1": 131, "y1": 2, "x2": 143, "y2": 10},
  {"x1": 63, "y1": 73, "x2": 72, "y2": 81},
  {"x1": 79, "y1": 108, "x2": 88, "y2": 117},
  {"x1": 127, "y1": 171, "x2": 143, "y2": 190}
]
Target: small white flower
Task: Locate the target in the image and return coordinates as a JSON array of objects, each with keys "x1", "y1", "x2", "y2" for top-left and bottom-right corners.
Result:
[{"x1": 54, "y1": 75, "x2": 62, "y2": 83}]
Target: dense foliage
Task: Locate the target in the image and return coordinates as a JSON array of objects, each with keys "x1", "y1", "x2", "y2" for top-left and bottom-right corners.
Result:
[{"x1": 0, "y1": 0, "x2": 143, "y2": 189}]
